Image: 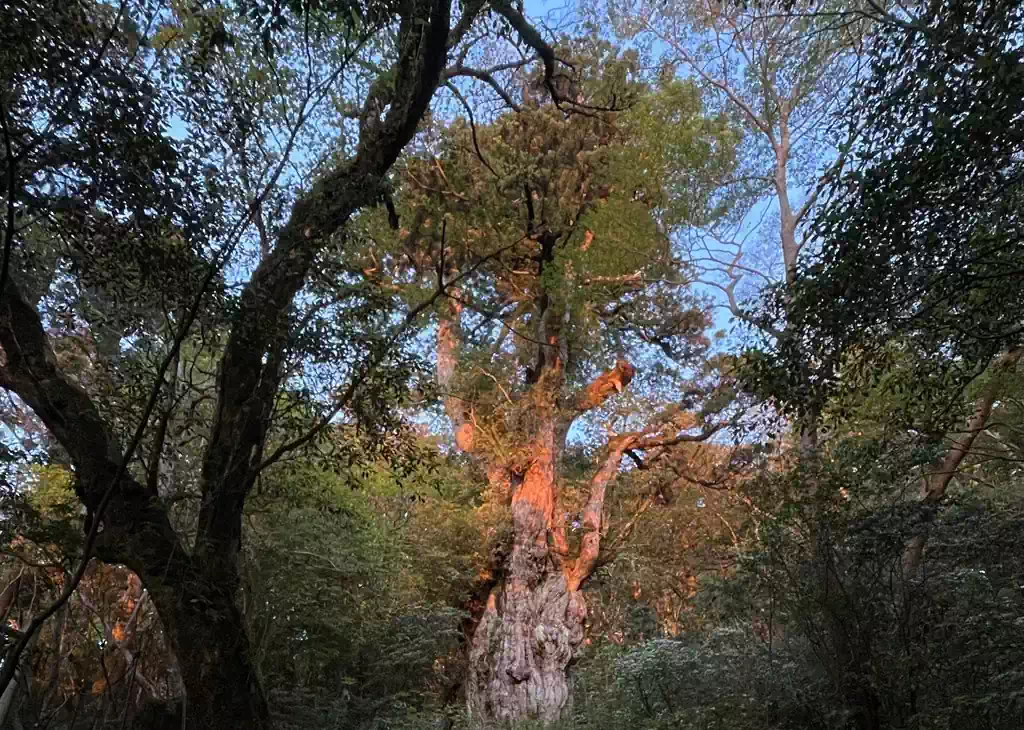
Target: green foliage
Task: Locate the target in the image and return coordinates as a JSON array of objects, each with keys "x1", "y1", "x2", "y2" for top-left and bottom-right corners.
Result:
[
  {"x1": 0, "y1": 466, "x2": 82, "y2": 562},
  {"x1": 618, "y1": 79, "x2": 741, "y2": 227},
  {"x1": 245, "y1": 456, "x2": 486, "y2": 728},
  {"x1": 23, "y1": 466, "x2": 77, "y2": 522},
  {"x1": 376, "y1": 46, "x2": 738, "y2": 366},
  {"x1": 569, "y1": 629, "x2": 833, "y2": 730},
  {"x1": 784, "y1": 0, "x2": 1024, "y2": 402},
  {"x1": 548, "y1": 435, "x2": 1024, "y2": 730},
  {"x1": 6, "y1": 0, "x2": 1024, "y2": 726}
]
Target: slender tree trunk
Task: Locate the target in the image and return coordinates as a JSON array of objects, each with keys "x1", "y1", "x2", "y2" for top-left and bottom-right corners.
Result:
[
  {"x1": 438, "y1": 291, "x2": 473, "y2": 451},
  {"x1": 901, "y1": 346, "x2": 1023, "y2": 579},
  {"x1": 814, "y1": 523, "x2": 882, "y2": 730},
  {"x1": 800, "y1": 394, "x2": 883, "y2": 726}
]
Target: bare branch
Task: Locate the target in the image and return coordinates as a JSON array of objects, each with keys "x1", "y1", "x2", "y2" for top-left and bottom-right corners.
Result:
[
  {"x1": 445, "y1": 57, "x2": 537, "y2": 112},
  {"x1": 444, "y1": 82, "x2": 500, "y2": 177}
]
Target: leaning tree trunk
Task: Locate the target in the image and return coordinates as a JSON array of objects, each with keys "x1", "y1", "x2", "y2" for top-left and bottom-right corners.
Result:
[{"x1": 466, "y1": 418, "x2": 585, "y2": 725}]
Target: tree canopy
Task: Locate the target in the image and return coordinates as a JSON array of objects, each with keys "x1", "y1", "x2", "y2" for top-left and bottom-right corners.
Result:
[{"x1": 3, "y1": 0, "x2": 1024, "y2": 728}]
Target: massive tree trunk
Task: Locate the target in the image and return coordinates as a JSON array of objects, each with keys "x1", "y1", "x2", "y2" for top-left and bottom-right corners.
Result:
[
  {"x1": 466, "y1": 416, "x2": 585, "y2": 725},
  {"x1": 463, "y1": 414, "x2": 681, "y2": 725},
  {"x1": 467, "y1": 569, "x2": 585, "y2": 725},
  {"x1": 460, "y1": 358, "x2": 663, "y2": 725}
]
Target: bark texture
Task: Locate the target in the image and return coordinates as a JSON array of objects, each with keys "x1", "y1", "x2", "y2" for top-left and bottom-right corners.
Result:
[
  {"x1": 468, "y1": 569, "x2": 585, "y2": 725},
  {"x1": 465, "y1": 426, "x2": 647, "y2": 725},
  {"x1": 462, "y1": 412, "x2": 704, "y2": 725},
  {"x1": 467, "y1": 417, "x2": 584, "y2": 725}
]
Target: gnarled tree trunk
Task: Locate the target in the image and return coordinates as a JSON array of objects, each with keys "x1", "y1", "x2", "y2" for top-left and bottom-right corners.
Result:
[
  {"x1": 466, "y1": 417, "x2": 585, "y2": 725},
  {"x1": 468, "y1": 570, "x2": 585, "y2": 725},
  {"x1": 463, "y1": 368, "x2": 655, "y2": 726}
]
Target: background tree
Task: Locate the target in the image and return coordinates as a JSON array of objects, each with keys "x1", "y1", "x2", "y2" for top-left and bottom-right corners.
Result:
[
  {"x1": 588, "y1": 0, "x2": 870, "y2": 443},
  {"x1": 733, "y1": 0, "x2": 1024, "y2": 726}
]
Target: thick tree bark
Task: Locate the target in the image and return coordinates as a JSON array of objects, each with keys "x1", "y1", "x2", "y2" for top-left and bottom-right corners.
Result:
[
  {"x1": 444, "y1": 214, "x2": 721, "y2": 724},
  {"x1": 464, "y1": 424, "x2": 696, "y2": 725},
  {"x1": 467, "y1": 570, "x2": 585, "y2": 725},
  {"x1": 466, "y1": 416, "x2": 585, "y2": 726},
  {"x1": 462, "y1": 371, "x2": 704, "y2": 724}
]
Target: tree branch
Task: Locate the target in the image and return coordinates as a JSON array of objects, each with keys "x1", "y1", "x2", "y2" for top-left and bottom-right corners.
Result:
[
  {"x1": 568, "y1": 434, "x2": 638, "y2": 590},
  {"x1": 0, "y1": 279, "x2": 191, "y2": 701},
  {"x1": 902, "y1": 345, "x2": 1024, "y2": 578},
  {"x1": 489, "y1": 0, "x2": 556, "y2": 86},
  {"x1": 444, "y1": 58, "x2": 535, "y2": 112},
  {"x1": 195, "y1": 0, "x2": 456, "y2": 571},
  {"x1": 573, "y1": 359, "x2": 636, "y2": 412},
  {"x1": 0, "y1": 91, "x2": 16, "y2": 301}
]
